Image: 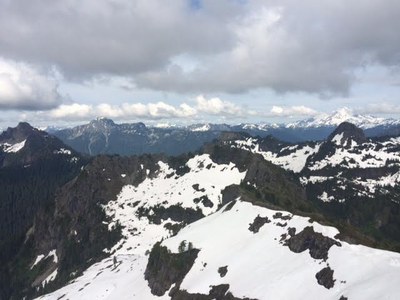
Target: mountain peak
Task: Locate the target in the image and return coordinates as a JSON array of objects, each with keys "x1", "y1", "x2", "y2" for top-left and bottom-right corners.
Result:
[
  {"x1": 329, "y1": 107, "x2": 353, "y2": 121},
  {"x1": 1, "y1": 122, "x2": 38, "y2": 143},
  {"x1": 91, "y1": 117, "x2": 116, "y2": 126},
  {"x1": 286, "y1": 106, "x2": 400, "y2": 130},
  {"x1": 328, "y1": 122, "x2": 366, "y2": 147},
  {"x1": 16, "y1": 122, "x2": 35, "y2": 130}
]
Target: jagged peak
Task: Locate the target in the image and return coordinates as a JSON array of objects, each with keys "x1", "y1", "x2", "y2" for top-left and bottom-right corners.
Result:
[
  {"x1": 0, "y1": 122, "x2": 39, "y2": 142},
  {"x1": 90, "y1": 117, "x2": 116, "y2": 126},
  {"x1": 16, "y1": 122, "x2": 35, "y2": 130},
  {"x1": 286, "y1": 107, "x2": 398, "y2": 129},
  {"x1": 328, "y1": 122, "x2": 366, "y2": 147},
  {"x1": 218, "y1": 131, "x2": 251, "y2": 142},
  {"x1": 330, "y1": 107, "x2": 353, "y2": 119}
]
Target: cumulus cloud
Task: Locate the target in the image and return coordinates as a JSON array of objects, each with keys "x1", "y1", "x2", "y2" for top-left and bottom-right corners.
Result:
[
  {"x1": 0, "y1": 58, "x2": 62, "y2": 110},
  {"x1": 43, "y1": 101, "x2": 197, "y2": 121},
  {"x1": 49, "y1": 103, "x2": 92, "y2": 119},
  {"x1": 195, "y1": 95, "x2": 251, "y2": 116},
  {"x1": 39, "y1": 96, "x2": 259, "y2": 121},
  {"x1": 269, "y1": 105, "x2": 318, "y2": 117}
]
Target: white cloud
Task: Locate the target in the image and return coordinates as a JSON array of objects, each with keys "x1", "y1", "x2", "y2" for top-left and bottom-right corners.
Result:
[
  {"x1": 269, "y1": 105, "x2": 318, "y2": 117},
  {"x1": 195, "y1": 95, "x2": 246, "y2": 116},
  {"x1": 42, "y1": 101, "x2": 197, "y2": 121},
  {"x1": 0, "y1": 58, "x2": 62, "y2": 110},
  {"x1": 49, "y1": 103, "x2": 92, "y2": 119},
  {"x1": 38, "y1": 95, "x2": 260, "y2": 122}
]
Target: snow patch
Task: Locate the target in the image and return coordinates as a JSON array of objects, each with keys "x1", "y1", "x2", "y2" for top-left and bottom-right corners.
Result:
[
  {"x1": 53, "y1": 148, "x2": 72, "y2": 155},
  {"x1": 1, "y1": 139, "x2": 26, "y2": 153},
  {"x1": 234, "y1": 138, "x2": 320, "y2": 173}
]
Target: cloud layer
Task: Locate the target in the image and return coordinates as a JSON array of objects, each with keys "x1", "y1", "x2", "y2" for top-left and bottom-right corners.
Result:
[
  {"x1": 37, "y1": 96, "x2": 318, "y2": 122},
  {"x1": 0, "y1": 58, "x2": 62, "y2": 110},
  {"x1": 1, "y1": 0, "x2": 400, "y2": 98}
]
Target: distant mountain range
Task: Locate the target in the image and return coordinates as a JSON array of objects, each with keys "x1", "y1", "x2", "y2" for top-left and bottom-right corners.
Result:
[
  {"x1": 285, "y1": 107, "x2": 400, "y2": 129},
  {"x1": 49, "y1": 108, "x2": 400, "y2": 156},
  {"x1": 53, "y1": 118, "x2": 222, "y2": 156}
]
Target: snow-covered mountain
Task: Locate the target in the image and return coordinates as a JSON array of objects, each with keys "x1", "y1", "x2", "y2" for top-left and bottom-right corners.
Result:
[
  {"x1": 31, "y1": 149, "x2": 400, "y2": 300},
  {"x1": 53, "y1": 118, "x2": 222, "y2": 156},
  {"x1": 36, "y1": 199, "x2": 400, "y2": 300},
  {"x1": 0, "y1": 123, "x2": 86, "y2": 300},
  {"x1": 3, "y1": 121, "x2": 400, "y2": 300},
  {"x1": 0, "y1": 122, "x2": 81, "y2": 168},
  {"x1": 286, "y1": 107, "x2": 400, "y2": 129},
  {"x1": 50, "y1": 110, "x2": 400, "y2": 156},
  {"x1": 230, "y1": 122, "x2": 400, "y2": 200}
]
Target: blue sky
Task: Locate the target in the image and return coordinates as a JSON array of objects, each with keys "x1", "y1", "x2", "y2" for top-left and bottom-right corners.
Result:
[{"x1": 0, "y1": 0, "x2": 400, "y2": 128}]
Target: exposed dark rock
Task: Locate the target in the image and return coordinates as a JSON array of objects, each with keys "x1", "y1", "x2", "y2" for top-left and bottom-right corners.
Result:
[
  {"x1": 218, "y1": 132, "x2": 251, "y2": 142},
  {"x1": 280, "y1": 233, "x2": 288, "y2": 243},
  {"x1": 287, "y1": 227, "x2": 296, "y2": 237},
  {"x1": 339, "y1": 296, "x2": 348, "y2": 300},
  {"x1": 285, "y1": 227, "x2": 341, "y2": 260},
  {"x1": 223, "y1": 200, "x2": 237, "y2": 212},
  {"x1": 137, "y1": 204, "x2": 205, "y2": 225},
  {"x1": 272, "y1": 212, "x2": 292, "y2": 220},
  {"x1": 170, "y1": 284, "x2": 258, "y2": 300},
  {"x1": 208, "y1": 146, "x2": 312, "y2": 215},
  {"x1": 209, "y1": 284, "x2": 230, "y2": 298},
  {"x1": 192, "y1": 184, "x2": 206, "y2": 192},
  {"x1": 54, "y1": 119, "x2": 224, "y2": 156},
  {"x1": 327, "y1": 122, "x2": 367, "y2": 147},
  {"x1": 275, "y1": 222, "x2": 287, "y2": 227},
  {"x1": 220, "y1": 185, "x2": 242, "y2": 209},
  {"x1": 218, "y1": 266, "x2": 228, "y2": 277},
  {"x1": 164, "y1": 222, "x2": 184, "y2": 236},
  {"x1": 193, "y1": 195, "x2": 214, "y2": 208},
  {"x1": 145, "y1": 242, "x2": 199, "y2": 296},
  {"x1": 248, "y1": 215, "x2": 271, "y2": 233},
  {"x1": 315, "y1": 267, "x2": 335, "y2": 289}
]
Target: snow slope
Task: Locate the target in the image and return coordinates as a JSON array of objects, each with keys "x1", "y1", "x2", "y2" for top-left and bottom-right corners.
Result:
[
  {"x1": 0, "y1": 139, "x2": 26, "y2": 153},
  {"x1": 233, "y1": 137, "x2": 320, "y2": 173},
  {"x1": 230, "y1": 134, "x2": 400, "y2": 200},
  {"x1": 163, "y1": 200, "x2": 400, "y2": 300},
  {"x1": 287, "y1": 107, "x2": 400, "y2": 129},
  {"x1": 36, "y1": 154, "x2": 246, "y2": 300},
  {"x1": 37, "y1": 198, "x2": 400, "y2": 300},
  {"x1": 35, "y1": 149, "x2": 400, "y2": 300}
]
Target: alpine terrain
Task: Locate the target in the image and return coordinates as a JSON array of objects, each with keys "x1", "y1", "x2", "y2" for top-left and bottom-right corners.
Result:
[
  {"x1": 1, "y1": 120, "x2": 399, "y2": 300},
  {"x1": 53, "y1": 108, "x2": 400, "y2": 156}
]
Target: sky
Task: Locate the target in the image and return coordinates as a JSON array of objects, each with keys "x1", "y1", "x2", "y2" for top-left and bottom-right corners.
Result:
[{"x1": 1, "y1": 0, "x2": 400, "y2": 129}]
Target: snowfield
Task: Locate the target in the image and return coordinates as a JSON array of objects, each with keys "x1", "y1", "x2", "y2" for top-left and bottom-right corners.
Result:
[
  {"x1": 36, "y1": 199, "x2": 400, "y2": 300},
  {"x1": 233, "y1": 138, "x2": 320, "y2": 173},
  {"x1": 35, "y1": 154, "x2": 400, "y2": 300},
  {"x1": 36, "y1": 154, "x2": 246, "y2": 300},
  {"x1": 103, "y1": 154, "x2": 246, "y2": 255},
  {"x1": 231, "y1": 135, "x2": 400, "y2": 201},
  {"x1": 163, "y1": 200, "x2": 400, "y2": 300}
]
